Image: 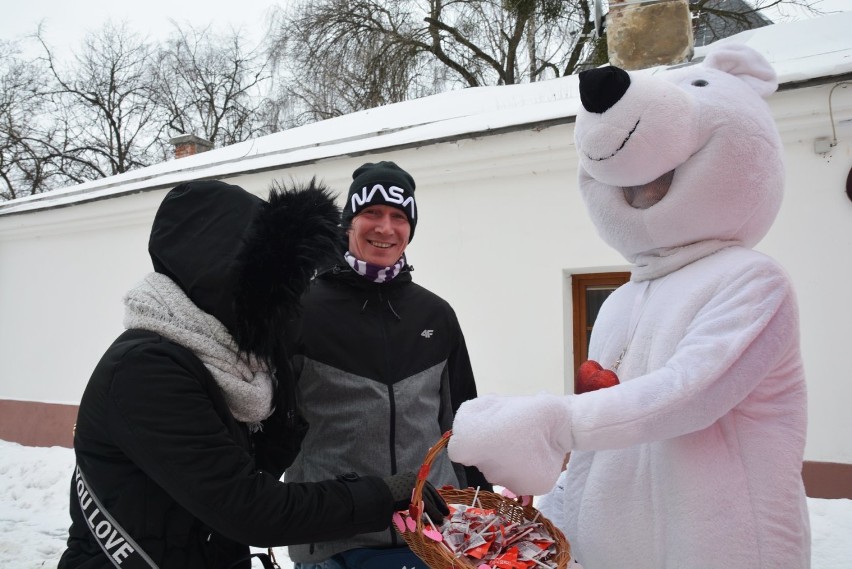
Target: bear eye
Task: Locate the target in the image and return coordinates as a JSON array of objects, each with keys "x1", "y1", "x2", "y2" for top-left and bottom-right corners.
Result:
[{"x1": 692, "y1": 79, "x2": 709, "y2": 87}]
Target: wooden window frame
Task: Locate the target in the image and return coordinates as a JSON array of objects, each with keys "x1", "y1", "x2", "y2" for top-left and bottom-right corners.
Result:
[{"x1": 571, "y1": 272, "x2": 630, "y2": 388}]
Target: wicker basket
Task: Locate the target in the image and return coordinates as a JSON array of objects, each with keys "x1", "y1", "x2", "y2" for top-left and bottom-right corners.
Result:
[{"x1": 396, "y1": 431, "x2": 571, "y2": 569}]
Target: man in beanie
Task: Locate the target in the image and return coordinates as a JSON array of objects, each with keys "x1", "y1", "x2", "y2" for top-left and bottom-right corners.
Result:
[
  {"x1": 59, "y1": 178, "x2": 447, "y2": 569},
  {"x1": 284, "y1": 161, "x2": 490, "y2": 569}
]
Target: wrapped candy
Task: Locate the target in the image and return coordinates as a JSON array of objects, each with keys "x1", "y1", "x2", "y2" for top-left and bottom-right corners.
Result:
[{"x1": 422, "y1": 502, "x2": 560, "y2": 569}]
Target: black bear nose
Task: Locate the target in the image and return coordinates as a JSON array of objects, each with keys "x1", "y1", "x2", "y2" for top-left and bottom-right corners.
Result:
[{"x1": 579, "y1": 66, "x2": 632, "y2": 114}]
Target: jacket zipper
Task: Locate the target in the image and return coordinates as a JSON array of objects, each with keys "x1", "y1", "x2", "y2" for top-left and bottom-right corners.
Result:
[
  {"x1": 378, "y1": 289, "x2": 403, "y2": 547},
  {"x1": 378, "y1": 289, "x2": 398, "y2": 475}
]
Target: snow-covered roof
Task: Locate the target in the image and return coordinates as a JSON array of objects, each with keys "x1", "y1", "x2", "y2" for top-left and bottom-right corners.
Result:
[{"x1": 2, "y1": 11, "x2": 851, "y2": 216}]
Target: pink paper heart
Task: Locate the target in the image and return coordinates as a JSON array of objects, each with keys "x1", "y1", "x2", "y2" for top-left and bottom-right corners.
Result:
[
  {"x1": 392, "y1": 512, "x2": 407, "y2": 533},
  {"x1": 423, "y1": 527, "x2": 443, "y2": 542},
  {"x1": 405, "y1": 516, "x2": 416, "y2": 531}
]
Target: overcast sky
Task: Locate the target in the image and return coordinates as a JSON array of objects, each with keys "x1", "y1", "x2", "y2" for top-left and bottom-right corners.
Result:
[
  {"x1": 1, "y1": 0, "x2": 279, "y2": 57},
  {"x1": 2, "y1": 0, "x2": 850, "y2": 60}
]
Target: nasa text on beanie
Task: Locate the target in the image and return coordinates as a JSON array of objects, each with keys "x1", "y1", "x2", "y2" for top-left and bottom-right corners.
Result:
[{"x1": 343, "y1": 161, "x2": 417, "y2": 241}]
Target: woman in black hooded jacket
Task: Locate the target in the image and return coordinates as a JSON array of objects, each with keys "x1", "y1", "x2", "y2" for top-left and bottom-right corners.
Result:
[{"x1": 58, "y1": 179, "x2": 446, "y2": 569}]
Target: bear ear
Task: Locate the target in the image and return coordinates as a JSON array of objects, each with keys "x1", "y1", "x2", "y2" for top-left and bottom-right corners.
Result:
[{"x1": 703, "y1": 43, "x2": 778, "y2": 98}]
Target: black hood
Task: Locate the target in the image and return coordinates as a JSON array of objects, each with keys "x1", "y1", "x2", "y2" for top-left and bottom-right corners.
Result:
[
  {"x1": 148, "y1": 178, "x2": 340, "y2": 368},
  {"x1": 149, "y1": 180, "x2": 261, "y2": 328}
]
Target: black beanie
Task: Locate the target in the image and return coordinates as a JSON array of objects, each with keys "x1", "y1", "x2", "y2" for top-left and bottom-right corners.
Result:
[{"x1": 342, "y1": 161, "x2": 417, "y2": 241}]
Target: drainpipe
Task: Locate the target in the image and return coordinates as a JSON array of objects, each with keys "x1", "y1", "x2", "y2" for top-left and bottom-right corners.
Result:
[{"x1": 606, "y1": 0, "x2": 694, "y2": 70}]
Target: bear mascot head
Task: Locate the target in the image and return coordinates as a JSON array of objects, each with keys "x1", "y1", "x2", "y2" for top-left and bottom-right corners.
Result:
[
  {"x1": 448, "y1": 43, "x2": 810, "y2": 569},
  {"x1": 576, "y1": 42, "x2": 783, "y2": 280}
]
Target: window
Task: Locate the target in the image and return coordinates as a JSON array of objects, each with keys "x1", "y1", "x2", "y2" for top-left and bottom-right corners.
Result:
[{"x1": 571, "y1": 272, "x2": 630, "y2": 390}]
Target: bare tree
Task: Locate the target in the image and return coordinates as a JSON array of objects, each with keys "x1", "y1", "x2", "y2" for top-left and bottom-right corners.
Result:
[
  {"x1": 268, "y1": 1, "x2": 432, "y2": 126},
  {"x1": 152, "y1": 24, "x2": 272, "y2": 146},
  {"x1": 37, "y1": 21, "x2": 167, "y2": 182},
  {"x1": 0, "y1": 41, "x2": 72, "y2": 199},
  {"x1": 1, "y1": 41, "x2": 44, "y2": 199},
  {"x1": 690, "y1": 0, "x2": 774, "y2": 46},
  {"x1": 268, "y1": 0, "x2": 604, "y2": 124}
]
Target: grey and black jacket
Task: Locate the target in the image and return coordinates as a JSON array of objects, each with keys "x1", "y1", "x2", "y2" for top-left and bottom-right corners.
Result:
[{"x1": 286, "y1": 261, "x2": 490, "y2": 562}]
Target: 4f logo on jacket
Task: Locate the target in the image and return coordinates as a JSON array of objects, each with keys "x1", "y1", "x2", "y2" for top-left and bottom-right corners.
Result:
[{"x1": 421, "y1": 330, "x2": 434, "y2": 338}]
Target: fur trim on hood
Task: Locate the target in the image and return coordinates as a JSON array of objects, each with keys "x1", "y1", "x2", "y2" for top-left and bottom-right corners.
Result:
[{"x1": 231, "y1": 178, "x2": 341, "y2": 369}]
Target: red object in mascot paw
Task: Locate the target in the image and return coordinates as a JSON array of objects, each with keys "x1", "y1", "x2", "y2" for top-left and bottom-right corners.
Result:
[{"x1": 576, "y1": 360, "x2": 620, "y2": 394}]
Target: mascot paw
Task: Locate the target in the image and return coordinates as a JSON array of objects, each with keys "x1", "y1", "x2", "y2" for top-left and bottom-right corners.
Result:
[
  {"x1": 575, "y1": 360, "x2": 620, "y2": 394},
  {"x1": 448, "y1": 393, "x2": 573, "y2": 496}
]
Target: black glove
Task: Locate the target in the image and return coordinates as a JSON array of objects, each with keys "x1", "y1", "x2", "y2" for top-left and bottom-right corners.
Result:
[{"x1": 383, "y1": 471, "x2": 449, "y2": 525}]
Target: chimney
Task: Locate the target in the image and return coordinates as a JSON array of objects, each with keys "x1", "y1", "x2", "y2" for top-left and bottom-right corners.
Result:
[
  {"x1": 606, "y1": 0, "x2": 694, "y2": 70},
  {"x1": 169, "y1": 134, "x2": 213, "y2": 159}
]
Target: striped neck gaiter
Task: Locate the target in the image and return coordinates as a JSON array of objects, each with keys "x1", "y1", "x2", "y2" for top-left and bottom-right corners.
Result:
[{"x1": 345, "y1": 251, "x2": 406, "y2": 283}]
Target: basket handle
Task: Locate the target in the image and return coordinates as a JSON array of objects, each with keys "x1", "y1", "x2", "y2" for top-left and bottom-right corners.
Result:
[{"x1": 409, "y1": 430, "x2": 453, "y2": 532}]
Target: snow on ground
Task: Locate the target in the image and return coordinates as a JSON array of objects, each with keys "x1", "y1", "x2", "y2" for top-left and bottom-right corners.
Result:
[{"x1": 1, "y1": 440, "x2": 850, "y2": 568}]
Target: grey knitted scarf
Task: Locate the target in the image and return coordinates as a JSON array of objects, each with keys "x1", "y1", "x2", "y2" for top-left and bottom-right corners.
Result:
[{"x1": 123, "y1": 272, "x2": 274, "y2": 427}]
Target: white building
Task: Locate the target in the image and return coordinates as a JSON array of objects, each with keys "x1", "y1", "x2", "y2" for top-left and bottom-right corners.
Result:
[{"x1": 1, "y1": 14, "x2": 851, "y2": 498}]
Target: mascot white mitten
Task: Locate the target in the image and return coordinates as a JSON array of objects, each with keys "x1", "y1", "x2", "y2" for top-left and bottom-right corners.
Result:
[{"x1": 449, "y1": 43, "x2": 810, "y2": 569}]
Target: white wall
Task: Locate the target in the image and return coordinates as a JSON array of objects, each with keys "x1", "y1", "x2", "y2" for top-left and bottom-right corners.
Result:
[
  {"x1": 1, "y1": 81, "x2": 851, "y2": 464},
  {"x1": 759, "y1": 83, "x2": 852, "y2": 464},
  {"x1": 0, "y1": 191, "x2": 169, "y2": 402}
]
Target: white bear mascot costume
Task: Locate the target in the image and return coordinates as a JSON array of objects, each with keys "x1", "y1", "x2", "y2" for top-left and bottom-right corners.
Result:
[{"x1": 448, "y1": 43, "x2": 810, "y2": 569}]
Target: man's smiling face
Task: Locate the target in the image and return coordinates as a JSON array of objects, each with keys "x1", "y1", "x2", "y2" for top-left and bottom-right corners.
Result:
[{"x1": 347, "y1": 204, "x2": 411, "y2": 266}]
